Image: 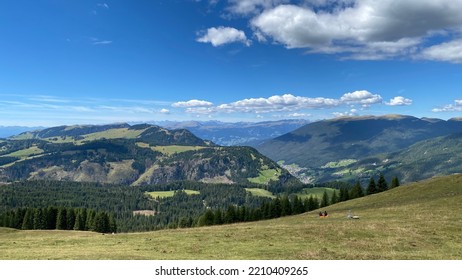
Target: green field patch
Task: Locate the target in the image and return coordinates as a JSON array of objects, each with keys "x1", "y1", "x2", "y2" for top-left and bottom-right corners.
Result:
[
  {"x1": 146, "y1": 189, "x2": 200, "y2": 199},
  {"x1": 245, "y1": 188, "x2": 275, "y2": 198},
  {"x1": 295, "y1": 187, "x2": 336, "y2": 200},
  {"x1": 151, "y1": 145, "x2": 206, "y2": 156},
  {"x1": 1, "y1": 145, "x2": 44, "y2": 158},
  {"x1": 321, "y1": 159, "x2": 357, "y2": 169},
  {"x1": 82, "y1": 128, "x2": 146, "y2": 142},
  {"x1": 248, "y1": 168, "x2": 281, "y2": 184}
]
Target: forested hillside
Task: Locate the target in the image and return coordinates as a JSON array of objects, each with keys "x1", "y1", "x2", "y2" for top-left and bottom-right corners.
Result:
[{"x1": 0, "y1": 124, "x2": 297, "y2": 187}]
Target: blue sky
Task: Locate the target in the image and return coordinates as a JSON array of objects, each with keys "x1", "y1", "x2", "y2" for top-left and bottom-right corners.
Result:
[{"x1": 1, "y1": 0, "x2": 462, "y2": 126}]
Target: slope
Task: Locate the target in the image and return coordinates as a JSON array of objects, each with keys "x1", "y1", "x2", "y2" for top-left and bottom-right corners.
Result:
[
  {"x1": 1, "y1": 174, "x2": 461, "y2": 259},
  {"x1": 314, "y1": 132, "x2": 462, "y2": 183},
  {"x1": 0, "y1": 124, "x2": 294, "y2": 187},
  {"x1": 257, "y1": 115, "x2": 462, "y2": 183}
]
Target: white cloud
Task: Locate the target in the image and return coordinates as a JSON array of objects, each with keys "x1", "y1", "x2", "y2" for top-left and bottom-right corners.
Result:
[
  {"x1": 176, "y1": 91, "x2": 385, "y2": 115},
  {"x1": 160, "y1": 108, "x2": 170, "y2": 114},
  {"x1": 340, "y1": 90, "x2": 383, "y2": 105},
  {"x1": 197, "y1": 26, "x2": 251, "y2": 47},
  {"x1": 420, "y1": 39, "x2": 462, "y2": 63},
  {"x1": 227, "y1": 0, "x2": 289, "y2": 15},
  {"x1": 249, "y1": 0, "x2": 462, "y2": 60},
  {"x1": 386, "y1": 96, "x2": 413, "y2": 106},
  {"x1": 172, "y1": 99, "x2": 214, "y2": 108},
  {"x1": 432, "y1": 99, "x2": 462, "y2": 112}
]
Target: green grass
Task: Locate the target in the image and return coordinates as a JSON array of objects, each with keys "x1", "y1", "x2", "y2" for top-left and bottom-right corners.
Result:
[
  {"x1": 151, "y1": 145, "x2": 206, "y2": 155},
  {"x1": 248, "y1": 168, "x2": 281, "y2": 184},
  {"x1": 295, "y1": 187, "x2": 336, "y2": 200},
  {"x1": 245, "y1": 188, "x2": 276, "y2": 198},
  {"x1": 1, "y1": 145, "x2": 44, "y2": 158},
  {"x1": 82, "y1": 128, "x2": 145, "y2": 142},
  {"x1": 1, "y1": 174, "x2": 461, "y2": 259},
  {"x1": 146, "y1": 190, "x2": 200, "y2": 199}
]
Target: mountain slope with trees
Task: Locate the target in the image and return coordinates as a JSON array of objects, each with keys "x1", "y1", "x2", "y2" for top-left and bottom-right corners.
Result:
[
  {"x1": 257, "y1": 115, "x2": 462, "y2": 183},
  {"x1": 0, "y1": 124, "x2": 297, "y2": 187}
]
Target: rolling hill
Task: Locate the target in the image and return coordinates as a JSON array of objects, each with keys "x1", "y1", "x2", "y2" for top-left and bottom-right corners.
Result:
[
  {"x1": 1, "y1": 173, "x2": 461, "y2": 259},
  {"x1": 257, "y1": 115, "x2": 462, "y2": 183},
  {"x1": 0, "y1": 124, "x2": 295, "y2": 187}
]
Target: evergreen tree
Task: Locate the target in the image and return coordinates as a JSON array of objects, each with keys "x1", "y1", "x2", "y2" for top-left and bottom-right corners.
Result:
[
  {"x1": 56, "y1": 208, "x2": 67, "y2": 230},
  {"x1": 85, "y1": 209, "x2": 96, "y2": 231},
  {"x1": 46, "y1": 207, "x2": 58, "y2": 230},
  {"x1": 320, "y1": 190, "x2": 330, "y2": 208},
  {"x1": 93, "y1": 211, "x2": 110, "y2": 233},
  {"x1": 224, "y1": 205, "x2": 237, "y2": 224},
  {"x1": 21, "y1": 208, "x2": 34, "y2": 230},
  {"x1": 366, "y1": 177, "x2": 377, "y2": 195},
  {"x1": 271, "y1": 197, "x2": 282, "y2": 218},
  {"x1": 390, "y1": 176, "x2": 400, "y2": 188},
  {"x1": 292, "y1": 196, "x2": 305, "y2": 214},
  {"x1": 339, "y1": 188, "x2": 350, "y2": 202},
  {"x1": 213, "y1": 209, "x2": 223, "y2": 225},
  {"x1": 108, "y1": 213, "x2": 117, "y2": 233},
  {"x1": 330, "y1": 190, "x2": 339, "y2": 205},
  {"x1": 13, "y1": 208, "x2": 26, "y2": 229},
  {"x1": 377, "y1": 174, "x2": 389, "y2": 193},
  {"x1": 198, "y1": 209, "x2": 215, "y2": 226},
  {"x1": 33, "y1": 208, "x2": 47, "y2": 230},
  {"x1": 66, "y1": 208, "x2": 76, "y2": 230},
  {"x1": 281, "y1": 196, "x2": 292, "y2": 216},
  {"x1": 349, "y1": 180, "x2": 364, "y2": 199}
]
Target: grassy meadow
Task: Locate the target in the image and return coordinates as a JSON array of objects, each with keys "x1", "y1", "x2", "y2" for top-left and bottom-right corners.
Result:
[{"x1": 1, "y1": 174, "x2": 461, "y2": 260}]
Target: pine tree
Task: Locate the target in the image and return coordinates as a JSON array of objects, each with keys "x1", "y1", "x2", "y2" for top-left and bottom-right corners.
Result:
[
  {"x1": 33, "y1": 208, "x2": 47, "y2": 230},
  {"x1": 390, "y1": 176, "x2": 400, "y2": 188},
  {"x1": 56, "y1": 208, "x2": 67, "y2": 230},
  {"x1": 350, "y1": 180, "x2": 364, "y2": 199},
  {"x1": 198, "y1": 209, "x2": 215, "y2": 226},
  {"x1": 93, "y1": 211, "x2": 110, "y2": 233},
  {"x1": 320, "y1": 190, "x2": 330, "y2": 208},
  {"x1": 66, "y1": 208, "x2": 76, "y2": 230},
  {"x1": 366, "y1": 177, "x2": 377, "y2": 195},
  {"x1": 21, "y1": 208, "x2": 34, "y2": 230},
  {"x1": 292, "y1": 196, "x2": 305, "y2": 214},
  {"x1": 330, "y1": 190, "x2": 339, "y2": 205},
  {"x1": 271, "y1": 197, "x2": 282, "y2": 218},
  {"x1": 281, "y1": 196, "x2": 292, "y2": 216},
  {"x1": 213, "y1": 209, "x2": 223, "y2": 225},
  {"x1": 339, "y1": 188, "x2": 350, "y2": 202},
  {"x1": 377, "y1": 174, "x2": 389, "y2": 193},
  {"x1": 46, "y1": 206, "x2": 58, "y2": 230}
]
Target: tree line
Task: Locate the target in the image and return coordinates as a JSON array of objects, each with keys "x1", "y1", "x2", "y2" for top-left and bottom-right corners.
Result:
[{"x1": 0, "y1": 206, "x2": 116, "y2": 233}]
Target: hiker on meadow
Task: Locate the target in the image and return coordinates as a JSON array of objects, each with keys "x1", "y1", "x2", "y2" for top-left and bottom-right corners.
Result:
[
  {"x1": 324, "y1": 211, "x2": 328, "y2": 217},
  {"x1": 319, "y1": 212, "x2": 323, "y2": 217}
]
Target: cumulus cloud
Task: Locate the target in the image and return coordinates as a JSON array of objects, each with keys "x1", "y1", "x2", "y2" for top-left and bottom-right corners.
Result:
[
  {"x1": 175, "y1": 91, "x2": 387, "y2": 115},
  {"x1": 386, "y1": 96, "x2": 413, "y2": 106},
  {"x1": 340, "y1": 90, "x2": 383, "y2": 105},
  {"x1": 227, "y1": 0, "x2": 289, "y2": 15},
  {"x1": 197, "y1": 26, "x2": 251, "y2": 47},
  {"x1": 420, "y1": 39, "x2": 462, "y2": 63},
  {"x1": 248, "y1": 0, "x2": 462, "y2": 61},
  {"x1": 159, "y1": 108, "x2": 170, "y2": 114},
  {"x1": 432, "y1": 99, "x2": 462, "y2": 112},
  {"x1": 172, "y1": 99, "x2": 214, "y2": 108}
]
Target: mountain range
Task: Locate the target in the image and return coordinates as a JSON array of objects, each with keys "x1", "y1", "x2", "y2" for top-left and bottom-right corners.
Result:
[
  {"x1": 0, "y1": 124, "x2": 294, "y2": 187},
  {"x1": 256, "y1": 115, "x2": 462, "y2": 183},
  {"x1": 155, "y1": 119, "x2": 310, "y2": 146}
]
